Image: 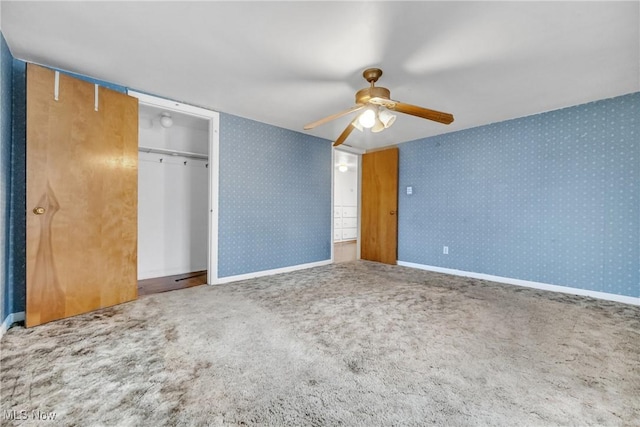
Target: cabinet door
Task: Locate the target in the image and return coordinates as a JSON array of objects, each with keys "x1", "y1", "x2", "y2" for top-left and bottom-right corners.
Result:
[
  {"x1": 342, "y1": 217, "x2": 357, "y2": 228},
  {"x1": 26, "y1": 64, "x2": 138, "y2": 326},
  {"x1": 342, "y1": 206, "x2": 357, "y2": 218},
  {"x1": 342, "y1": 228, "x2": 357, "y2": 240}
]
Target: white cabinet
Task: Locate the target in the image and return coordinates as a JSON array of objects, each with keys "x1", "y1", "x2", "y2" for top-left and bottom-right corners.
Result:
[
  {"x1": 342, "y1": 217, "x2": 357, "y2": 228},
  {"x1": 334, "y1": 205, "x2": 357, "y2": 242},
  {"x1": 334, "y1": 154, "x2": 358, "y2": 242},
  {"x1": 342, "y1": 227, "x2": 357, "y2": 240},
  {"x1": 342, "y1": 206, "x2": 357, "y2": 218}
]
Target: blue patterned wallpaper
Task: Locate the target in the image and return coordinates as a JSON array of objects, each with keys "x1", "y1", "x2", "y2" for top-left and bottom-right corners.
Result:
[
  {"x1": 8, "y1": 59, "x2": 26, "y2": 314},
  {"x1": 399, "y1": 92, "x2": 639, "y2": 298},
  {"x1": 219, "y1": 113, "x2": 332, "y2": 277},
  {"x1": 1, "y1": 33, "x2": 13, "y2": 322}
]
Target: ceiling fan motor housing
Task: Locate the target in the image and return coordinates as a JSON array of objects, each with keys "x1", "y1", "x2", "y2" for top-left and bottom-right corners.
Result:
[{"x1": 355, "y1": 86, "x2": 391, "y2": 104}]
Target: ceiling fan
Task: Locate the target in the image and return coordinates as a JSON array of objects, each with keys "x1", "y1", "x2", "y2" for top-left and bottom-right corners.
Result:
[{"x1": 304, "y1": 68, "x2": 454, "y2": 147}]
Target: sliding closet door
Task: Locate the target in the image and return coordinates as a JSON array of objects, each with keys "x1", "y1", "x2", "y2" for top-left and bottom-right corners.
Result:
[{"x1": 26, "y1": 63, "x2": 138, "y2": 327}]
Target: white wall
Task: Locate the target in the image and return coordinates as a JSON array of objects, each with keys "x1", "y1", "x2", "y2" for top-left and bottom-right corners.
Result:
[
  {"x1": 138, "y1": 123, "x2": 209, "y2": 279},
  {"x1": 335, "y1": 169, "x2": 357, "y2": 206}
]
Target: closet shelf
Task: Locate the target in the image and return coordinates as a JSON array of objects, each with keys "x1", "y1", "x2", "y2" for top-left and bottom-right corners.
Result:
[{"x1": 138, "y1": 146, "x2": 208, "y2": 160}]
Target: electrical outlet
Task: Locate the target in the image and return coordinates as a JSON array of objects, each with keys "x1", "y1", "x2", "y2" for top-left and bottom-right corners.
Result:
[
  {"x1": 443, "y1": 246, "x2": 449, "y2": 255},
  {"x1": 406, "y1": 186, "x2": 413, "y2": 195}
]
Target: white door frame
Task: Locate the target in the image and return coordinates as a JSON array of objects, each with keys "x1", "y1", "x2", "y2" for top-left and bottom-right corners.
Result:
[
  {"x1": 127, "y1": 91, "x2": 220, "y2": 284},
  {"x1": 333, "y1": 145, "x2": 365, "y2": 261}
]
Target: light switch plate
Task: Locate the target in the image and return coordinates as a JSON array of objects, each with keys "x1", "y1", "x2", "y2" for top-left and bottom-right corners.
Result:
[{"x1": 406, "y1": 186, "x2": 413, "y2": 195}]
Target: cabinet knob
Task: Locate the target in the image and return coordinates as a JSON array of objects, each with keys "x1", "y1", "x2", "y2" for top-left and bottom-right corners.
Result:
[
  {"x1": 33, "y1": 207, "x2": 46, "y2": 215},
  {"x1": 390, "y1": 210, "x2": 396, "y2": 215}
]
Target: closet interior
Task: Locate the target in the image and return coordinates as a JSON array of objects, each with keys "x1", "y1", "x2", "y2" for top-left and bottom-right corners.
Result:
[{"x1": 137, "y1": 104, "x2": 209, "y2": 293}]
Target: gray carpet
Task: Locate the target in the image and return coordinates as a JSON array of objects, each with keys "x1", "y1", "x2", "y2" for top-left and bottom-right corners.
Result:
[{"x1": 1, "y1": 261, "x2": 639, "y2": 426}]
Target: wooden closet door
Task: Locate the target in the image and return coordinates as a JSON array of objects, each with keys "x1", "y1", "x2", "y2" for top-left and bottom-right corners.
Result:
[
  {"x1": 361, "y1": 147, "x2": 399, "y2": 264},
  {"x1": 26, "y1": 64, "x2": 138, "y2": 327}
]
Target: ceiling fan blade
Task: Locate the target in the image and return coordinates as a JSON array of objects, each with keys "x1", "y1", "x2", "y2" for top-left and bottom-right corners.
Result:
[
  {"x1": 333, "y1": 122, "x2": 355, "y2": 147},
  {"x1": 304, "y1": 105, "x2": 364, "y2": 130},
  {"x1": 390, "y1": 102, "x2": 454, "y2": 125}
]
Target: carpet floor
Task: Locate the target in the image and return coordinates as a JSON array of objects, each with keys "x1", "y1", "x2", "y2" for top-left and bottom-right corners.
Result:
[{"x1": 1, "y1": 261, "x2": 639, "y2": 426}]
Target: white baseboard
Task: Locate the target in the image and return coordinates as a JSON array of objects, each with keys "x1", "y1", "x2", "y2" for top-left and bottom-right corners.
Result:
[
  {"x1": 0, "y1": 311, "x2": 25, "y2": 339},
  {"x1": 213, "y1": 259, "x2": 332, "y2": 285},
  {"x1": 397, "y1": 261, "x2": 640, "y2": 306}
]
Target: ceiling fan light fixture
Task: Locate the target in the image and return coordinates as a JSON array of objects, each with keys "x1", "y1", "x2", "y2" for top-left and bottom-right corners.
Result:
[
  {"x1": 371, "y1": 115, "x2": 385, "y2": 133},
  {"x1": 160, "y1": 112, "x2": 173, "y2": 128},
  {"x1": 358, "y1": 108, "x2": 376, "y2": 128},
  {"x1": 378, "y1": 108, "x2": 396, "y2": 129},
  {"x1": 351, "y1": 118, "x2": 363, "y2": 132}
]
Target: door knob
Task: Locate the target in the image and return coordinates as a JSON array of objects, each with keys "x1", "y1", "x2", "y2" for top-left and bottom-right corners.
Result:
[{"x1": 33, "y1": 207, "x2": 46, "y2": 215}]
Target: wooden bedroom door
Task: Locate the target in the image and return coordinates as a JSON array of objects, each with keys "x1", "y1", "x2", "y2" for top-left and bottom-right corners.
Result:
[
  {"x1": 26, "y1": 63, "x2": 138, "y2": 327},
  {"x1": 361, "y1": 147, "x2": 398, "y2": 264}
]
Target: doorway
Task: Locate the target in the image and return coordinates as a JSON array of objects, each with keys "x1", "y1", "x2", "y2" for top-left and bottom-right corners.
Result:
[
  {"x1": 127, "y1": 91, "x2": 219, "y2": 292},
  {"x1": 333, "y1": 148, "x2": 362, "y2": 263}
]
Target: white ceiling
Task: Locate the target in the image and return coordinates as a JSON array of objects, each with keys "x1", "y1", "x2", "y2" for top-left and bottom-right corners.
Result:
[{"x1": 2, "y1": 1, "x2": 639, "y2": 150}]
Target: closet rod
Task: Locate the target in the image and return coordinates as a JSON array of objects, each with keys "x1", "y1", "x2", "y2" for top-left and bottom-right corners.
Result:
[{"x1": 138, "y1": 146, "x2": 208, "y2": 160}]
